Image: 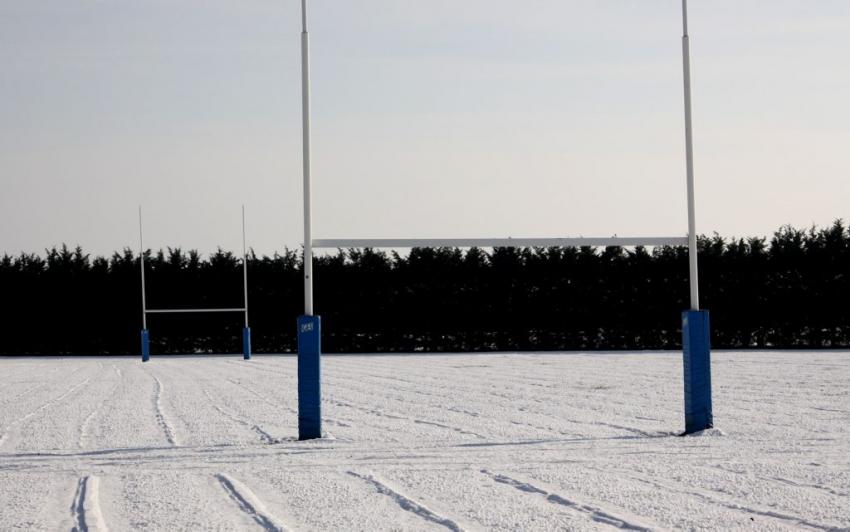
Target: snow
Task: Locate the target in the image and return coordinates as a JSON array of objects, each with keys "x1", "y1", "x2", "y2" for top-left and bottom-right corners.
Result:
[{"x1": 1, "y1": 351, "x2": 848, "y2": 531}]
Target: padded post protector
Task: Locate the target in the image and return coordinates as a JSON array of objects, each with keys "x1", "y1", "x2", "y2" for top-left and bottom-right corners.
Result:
[
  {"x1": 682, "y1": 310, "x2": 713, "y2": 434},
  {"x1": 242, "y1": 327, "x2": 252, "y2": 360},
  {"x1": 297, "y1": 315, "x2": 322, "y2": 440},
  {"x1": 141, "y1": 329, "x2": 150, "y2": 362}
]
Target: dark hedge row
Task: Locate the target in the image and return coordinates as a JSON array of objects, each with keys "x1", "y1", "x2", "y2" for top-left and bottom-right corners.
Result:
[{"x1": 2, "y1": 221, "x2": 849, "y2": 354}]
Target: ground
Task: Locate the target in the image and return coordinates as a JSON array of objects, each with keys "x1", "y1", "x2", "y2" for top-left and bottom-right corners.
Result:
[{"x1": 0, "y1": 351, "x2": 848, "y2": 531}]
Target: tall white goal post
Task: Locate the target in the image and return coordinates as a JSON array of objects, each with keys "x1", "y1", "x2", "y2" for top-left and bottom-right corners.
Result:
[
  {"x1": 296, "y1": 0, "x2": 713, "y2": 440},
  {"x1": 139, "y1": 206, "x2": 253, "y2": 361}
]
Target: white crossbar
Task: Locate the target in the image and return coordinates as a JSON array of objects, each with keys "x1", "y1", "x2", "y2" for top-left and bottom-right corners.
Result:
[
  {"x1": 312, "y1": 237, "x2": 688, "y2": 249},
  {"x1": 145, "y1": 308, "x2": 247, "y2": 314}
]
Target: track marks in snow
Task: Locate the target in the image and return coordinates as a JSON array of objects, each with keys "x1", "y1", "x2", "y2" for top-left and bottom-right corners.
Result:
[
  {"x1": 149, "y1": 374, "x2": 178, "y2": 446},
  {"x1": 332, "y1": 362, "x2": 662, "y2": 440},
  {"x1": 202, "y1": 389, "x2": 280, "y2": 445},
  {"x1": 0, "y1": 365, "x2": 64, "y2": 408},
  {"x1": 225, "y1": 377, "x2": 350, "y2": 429},
  {"x1": 711, "y1": 463, "x2": 850, "y2": 499},
  {"x1": 608, "y1": 467, "x2": 841, "y2": 531},
  {"x1": 78, "y1": 366, "x2": 122, "y2": 449},
  {"x1": 413, "y1": 419, "x2": 484, "y2": 438},
  {"x1": 481, "y1": 470, "x2": 654, "y2": 531},
  {"x1": 226, "y1": 362, "x2": 472, "y2": 434},
  {"x1": 70, "y1": 477, "x2": 88, "y2": 532},
  {"x1": 0, "y1": 374, "x2": 91, "y2": 449},
  {"x1": 70, "y1": 476, "x2": 108, "y2": 532},
  {"x1": 222, "y1": 362, "x2": 454, "y2": 434},
  {"x1": 347, "y1": 471, "x2": 465, "y2": 531},
  {"x1": 771, "y1": 475, "x2": 850, "y2": 498},
  {"x1": 226, "y1": 378, "x2": 297, "y2": 416},
  {"x1": 328, "y1": 398, "x2": 485, "y2": 439},
  {"x1": 78, "y1": 410, "x2": 99, "y2": 449},
  {"x1": 215, "y1": 473, "x2": 288, "y2": 531}
]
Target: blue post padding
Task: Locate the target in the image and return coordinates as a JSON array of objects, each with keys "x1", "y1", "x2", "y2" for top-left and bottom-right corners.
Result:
[
  {"x1": 141, "y1": 329, "x2": 150, "y2": 362},
  {"x1": 682, "y1": 310, "x2": 713, "y2": 434},
  {"x1": 242, "y1": 327, "x2": 252, "y2": 360},
  {"x1": 297, "y1": 315, "x2": 322, "y2": 440}
]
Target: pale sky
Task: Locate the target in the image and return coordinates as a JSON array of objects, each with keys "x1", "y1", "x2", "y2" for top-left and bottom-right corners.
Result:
[{"x1": 1, "y1": 1, "x2": 849, "y2": 257}]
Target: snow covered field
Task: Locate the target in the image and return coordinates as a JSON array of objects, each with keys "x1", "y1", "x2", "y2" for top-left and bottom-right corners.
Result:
[{"x1": 1, "y1": 351, "x2": 848, "y2": 531}]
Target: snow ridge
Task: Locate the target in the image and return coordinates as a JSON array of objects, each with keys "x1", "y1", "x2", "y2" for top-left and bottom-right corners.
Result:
[
  {"x1": 481, "y1": 470, "x2": 655, "y2": 531},
  {"x1": 151, "y1": 374, "x2": 178, "y2": 446},
  {"x1": 70, "y1": 476, "x2": 108, "y2": 532},
  {"x1": 78, "y1": 410, "x2": 98, "y2": 449},
  {"x1": 215, "y1": 473, "x2": 288, "y2": 532},
  {"x1": 347, "y1": 471, "x2": 465, "y2": 531}
]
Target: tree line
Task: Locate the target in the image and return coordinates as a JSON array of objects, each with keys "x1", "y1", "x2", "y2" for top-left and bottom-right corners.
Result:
[{"x1": 1, "y1": 221, "x2": 849, "y2": 355}]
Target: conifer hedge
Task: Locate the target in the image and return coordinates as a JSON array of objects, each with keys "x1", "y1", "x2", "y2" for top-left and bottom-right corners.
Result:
[{"x1": 2, "y1": 222, "x2": 848, "y2": 354}]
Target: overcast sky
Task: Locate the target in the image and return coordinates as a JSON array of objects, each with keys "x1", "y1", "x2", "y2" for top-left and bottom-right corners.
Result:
[{"x1": 1, "y1": 1, "x2": 849, "y2": 257}]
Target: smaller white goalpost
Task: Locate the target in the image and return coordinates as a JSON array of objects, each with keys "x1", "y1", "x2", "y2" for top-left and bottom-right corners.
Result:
[{"x1": 138, "y1": 206, "x2": 252, "y2": 361}]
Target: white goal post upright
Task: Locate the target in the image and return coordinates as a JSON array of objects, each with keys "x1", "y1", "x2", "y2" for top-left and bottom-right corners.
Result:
[
  {"x1": 680, "y1": 0, "x2": 712, "y2": 434},
  {"x1": 683, "y1": 0, "x2": 698, "y2": 312},
  {"x1": 295, "y1": 0, "x2": 714, "y2": 439},
  {"x1": 297, "y1": 0, "x2": 322, "y2": 442},
  {"x1": 139, "y1": 206, "x2": 150, "y2": 361},
  {"x1": 138, "y1": 207, "x2": 253, "y2": 361},
  {"x1": 242, "y1": 205, "x2": 252, "y2": 359}
]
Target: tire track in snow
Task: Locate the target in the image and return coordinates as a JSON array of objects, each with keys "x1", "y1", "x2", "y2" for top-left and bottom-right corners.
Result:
[
  {"x1": 78, "y1": 409, "x2": 98, "y2": 449},
  {"x1": 222, "y1": 361, "x2": 463, "y2": 434},
  {"x1": 481, "y1": 470, "x2": 655, "y2": 531},
  {"x1": 225, "y1": 358, "x2": 646, "y2": 439},
  {"x1": 70, "y1": 475, "x2": 108, "y2": 532},
  {"x1": 78, "y1": 366, "x2": 122, "y2": 449},
  {"x1": 588, "y1": 464, "x2": 840, "y2": 531},
  {"x1": 223, "y1": 360, "x2": 297, "y2": 385},
  {"x1": 146, "y1": 371, "x2": 178, "y2": 446},
  {"x1": 221, "y1": 363, "x2": 365, "y2": 427},
  {"x1": 0, "y1": 365, "x2": 66, "y2": 408},
  {"x1": 177, "y1": 362, "x2": 304, "y2": 441},
  {"x1": 771, "y1": 475, "x2": 850, "y2": 498},
  {"x1": 327, "y1": 372, "x2": 587, "y2": 440},
  {"x1": 197, "y1": 363, "x2": 300, "y2": 417},
  {"x1": 413, "y1": 419, "x2": 484, "y2": 438},
  {"x1": 228, "y1": 358, "x2": 660, "y2": 443},
  {"x1": 347, "y1": 471, "x2": 465, "y2": 531},
  {"x1": 328, "y1": 363, "x2": 659, "y2": 440},
  {"x1": 215, "y1": 473, "x2": 288, "y2": 531},
  {"x1": 319, "y1": 373, "x2": 492, "y2": 433},
  {"x1": 202, "y1": 388, "x2": 280, "y2": 445},
  {"x1": 0, "y1": 373, "x2": 92, "y2": 449},
  {"x1": 226, "y1": 378, "x2": 297, "y2": 416},
  {"x1": 224, "y1": 377, "x2": 351, "y2": 429},
  {"x1": 710, "y1": 464, "x2": 850, "y2": 499},
  {"x1": 328, "y1": 398, "x2": 485, "y2": 439},
  {"x1": 333, "y1": 360, "x2": 559, "y2": 403}
]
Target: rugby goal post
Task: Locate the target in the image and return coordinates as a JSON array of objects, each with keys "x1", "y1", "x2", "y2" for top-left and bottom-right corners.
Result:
[
  {"x1": 296, "y1": 0, "x2": 712, "y2": 439},
  {"x1": 138, "y1": 206, "x2": 253, "y2": 361}
]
